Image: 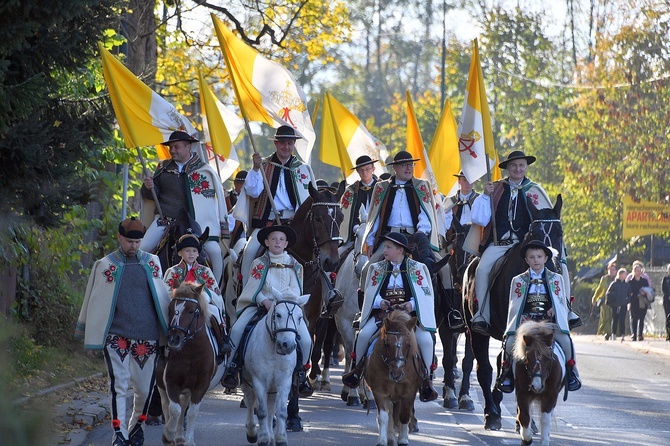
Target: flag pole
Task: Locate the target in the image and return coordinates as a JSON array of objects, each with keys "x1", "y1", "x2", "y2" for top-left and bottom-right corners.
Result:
[
  {"x1": 243, "y1": 117, "x2": 282, "y2": 225},
  {"x1": 136, "y1": 148, "x2": 164, "y2": 218},
  {"x1": 485, "y1": 156, "x2": 498, "y2": 245}
]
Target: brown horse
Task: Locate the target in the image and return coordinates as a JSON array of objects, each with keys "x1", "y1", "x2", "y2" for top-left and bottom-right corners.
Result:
[
  {"x1": 366, "y1": 310, "x2": 421, "y2": 446},
  {"x1": 462, "y1": 195, "x2": 564, "y2": 430},
  {"x1": 156, "y1": 283, "x2": 224, "y2": 446},
  {"x1": 513, "y1": 321, "x2": 564, "y2": 446}
]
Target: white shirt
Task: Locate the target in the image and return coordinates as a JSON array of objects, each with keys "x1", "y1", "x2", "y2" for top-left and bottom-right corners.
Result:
[
  {"x1": 245, "y1": 165, "x2": 294, "y2": 217},
  {"x1": 528, "y1": 269, "x2": 546, "y2": 295},
  {"x1": 444, "y1": 191, "x2": 475, "y2": 229},
  {"x1": 366, "y1": 180, "x2": 431, "y2": 246},
  {"x1": 372, "y1": 261, "x2": 416, "y2": 311}
]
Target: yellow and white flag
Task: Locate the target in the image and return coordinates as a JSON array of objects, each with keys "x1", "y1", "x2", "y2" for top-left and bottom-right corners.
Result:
[
  {"x1": 428, "y1": 99, "x2": 461, "y2": 196},
  {"x1": 458, "y1": 38, "x2": 501, "y2": 183},
  {"x1": 212, "y1": 14, "x2": 315, "y2": 164},
  {"x1": 198, "y1": 72, "x2": 244, "y2": 182},
  {"x1": 406, "y1": 91, "x2": 438, "y2": 192},
  {"x1": 99, "y1": 43, "x2": 198, "y2": 159},
  {"x1": 320, "y1": 92, "x2": 388, "y2": 183}
]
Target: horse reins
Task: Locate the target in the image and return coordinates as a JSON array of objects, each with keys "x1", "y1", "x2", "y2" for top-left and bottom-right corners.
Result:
[
  {"x1": 169, "y1": 297, "x2": 203, "y2": 342},
  {"x1": 522, "y1": 344, "x2": 554, "y2": 390},
  {"x1": 529, "y1": 219, "x2": 564, "y2": 260}
]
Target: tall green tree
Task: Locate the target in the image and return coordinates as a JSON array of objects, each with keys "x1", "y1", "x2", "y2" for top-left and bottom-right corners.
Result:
[{"x1": 0, "y1": 0, "x2": 120, "y2": 228}]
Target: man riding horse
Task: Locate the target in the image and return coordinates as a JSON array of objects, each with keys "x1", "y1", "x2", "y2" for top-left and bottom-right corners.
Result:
[
  {"x1": 339, "y1": 155, "x2": 379, "y2": 257},
  {"x1": 469, "y1": 150, "x2": 581, "y2": 336},
  {"x1": 140, "y1": 131, "x2": 229, "y2": 283}
]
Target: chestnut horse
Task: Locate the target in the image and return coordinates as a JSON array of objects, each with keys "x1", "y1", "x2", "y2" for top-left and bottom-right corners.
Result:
[
  {"x1": 156, "y1": 283, "x2": 224, "y2": 446},
  {"x1": 513, "y1": 321, "x2": 565, "y2": 446},
  {"x1": 462, "y1": 195, "x2": 564, "y2": 430},
  {"x1": 366, "y1": 310, "x2": 421, "y2": 446}
]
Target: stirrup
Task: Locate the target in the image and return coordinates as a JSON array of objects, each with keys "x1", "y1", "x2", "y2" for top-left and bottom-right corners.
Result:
[{"x1": 128, "y1": 423, "x2": 144, "y2": 446}]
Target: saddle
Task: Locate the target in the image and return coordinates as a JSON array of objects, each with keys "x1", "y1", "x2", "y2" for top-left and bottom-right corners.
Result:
[{"x1": 231, "y1": 307, "x2": 268, "y2": 371}]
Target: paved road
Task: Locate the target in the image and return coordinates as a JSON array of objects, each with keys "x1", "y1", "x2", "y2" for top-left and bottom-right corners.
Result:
[{"x1": 84, "y1": 334, "x2": 670, "y2": 446}]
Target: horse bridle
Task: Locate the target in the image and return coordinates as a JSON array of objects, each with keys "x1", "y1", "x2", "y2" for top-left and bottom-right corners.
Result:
[
  {"x1": 299, "y1": 201, "x2": 342, "y2": 268},
  {"x1": 529, "y1": 219, "x2": 563, "y2": 258},
  {"x1": 380, "y1": 329, "x2": 412, "y2": 382},
  {"x1": 266, "y1": 299, "x2": 302, "y2": 354},
  {"x1": 522, "y1": 346, "x2": 554, "y2": 391},
  {"x1": 169, "y1": 297, "x2": 203, "y2": 343}
]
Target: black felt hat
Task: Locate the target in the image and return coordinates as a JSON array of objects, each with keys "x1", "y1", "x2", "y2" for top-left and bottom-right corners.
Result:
[
  {"x1": 269, "y1": 125, "x2": 302, "y2": 141},
  {"x1": 176, "y1": 233, "x2": 201, "y2": 252},
  {"x1": 352, "y1": 155, "x2": 378, "y2": 170},
  {"x1": 520, "y1": 240, "x2": 553, "y2": 259},
  {"x1": 257, "y1": 225, "x2": 297, "y2": 248},
  {"x1": 498, "y1": 150, "x2": 536, "y2": 169},
  {"x1": 381, "y1": 232, "x2": 409, "y2": 250},
  {"x1": 387, "y1": 150, "x2": 421, "y2": 166},
  {"x1": 118, "y1": 217, "x2": 145, "y2": 239},
  {"x1": 453, "y1": 170, "x2": 466, "y2": 178},
  {"x1": 161, "y1": 131, "x2": 199, "y2": 145},
  {"x1": 234, "y1": 170, "x2": 248, "y2": 182}
]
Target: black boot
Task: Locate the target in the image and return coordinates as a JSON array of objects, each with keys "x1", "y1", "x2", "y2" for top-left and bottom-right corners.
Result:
[
  {"x1": 297, "y1": 367, "x2": 314, "y2": 398},
  {"x1": 112, "y1": 432, "x2": 129, "y2": 446},
  {"x1": 419, "y1": 378, "x2": 438, "y2": 402},
  {"x1": 128, "y1": 423, "x2": 144, "y2": 446},
  {"x1": 221, "y1": 363, "x2": 240, "y2": 389},
  {"x1": 342, "y1": 358, "x2": 365, "y2": 388},
  {"x1": 496, "y1": 359, "x2": 514, "y2": 393},
  {"x1": 567, "y1": 366, "x2": 582, "y2": 391}
]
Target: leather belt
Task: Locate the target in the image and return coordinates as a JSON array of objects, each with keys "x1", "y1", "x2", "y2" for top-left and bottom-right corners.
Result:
[
  {"x1": 388, "y1": 226, "x2": 416, "y2": 235},
  {"x1": 496, "y1": 239, "x2": 516, "y2": 246},
  {"x1": 385, "y1": 288, "x2": 407, "y2": 305}
]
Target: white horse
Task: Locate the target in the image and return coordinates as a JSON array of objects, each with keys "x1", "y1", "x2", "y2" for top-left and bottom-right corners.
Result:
[
  {"x1": 241, "y1": 290, "x2": 309, "y2": 446},
  {"x1": 335, "y1": 223, "x2": 373, "y2": 406}
]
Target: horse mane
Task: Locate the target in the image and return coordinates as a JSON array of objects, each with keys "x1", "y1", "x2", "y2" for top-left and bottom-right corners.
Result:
[
  {"x1": 292, "y1": 195, "x2": 313, "y2": 225},
  {"x1": 172, "y1": 282, "x2": 212, "y2": 325},
  {"x1": 381, "y1": 310, "x2": 417, "y2": 349},
  {"x1": 513, "y1": 321, "x2": 554, "y2": 361}
]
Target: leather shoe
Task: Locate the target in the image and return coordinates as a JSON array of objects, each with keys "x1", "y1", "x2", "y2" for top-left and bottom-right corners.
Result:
[
  {"x1": 471, "y1": 321, "x2": 490, "y2": 336},
  {"x1": 419, "y1": 379, "x2": 438, "y2": 402},
  {"x1": 221, "y1": 369, "x2": 239, "y2": 389},
  {"x1": 297, "y1": 370, "x2": 314, "y2": 398},
  {"x1": 128, "y1": 424, "x2": 144, "y2": 446},
  {"x1": 447, "y1": 310, "x2": 465, "y2": 330},
  {"x1": 113, "y1": 433, "x2": 130, "y2": 446},
  {"x1": 341, "y1": 370, "x2": 361, "y2": 388},
  {"x1": 568, "y1": 311, "x2": 583, "y2": 329},
  {"x1": 567, "y1": 369, "x2": 581, "y2": 391}
]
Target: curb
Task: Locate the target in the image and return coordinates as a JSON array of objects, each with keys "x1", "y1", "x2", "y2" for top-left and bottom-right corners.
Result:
[{"x1": 13, "y1": 372, "x2": 105, "y2": 405}]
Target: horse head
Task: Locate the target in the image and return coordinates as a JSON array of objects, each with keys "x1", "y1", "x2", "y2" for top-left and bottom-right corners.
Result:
[
  {"x1": 167, "y1": 282, "x2": 210, "y2": 351},
  {"x1": 526, "y1": 194, "x2": 564, "y2": 269},
  {"x1": 267, "y1": 287, "x2": 308, "y2": 355},
  {"x1": 289, "y1": 182, "x2": 344, "y2": 272},
  {"x1": 513, "y1": 321, "x2": 556, "y2": 394},
  {"x1": 379, "y1": 310, "x2": 417, "y2": 383}
]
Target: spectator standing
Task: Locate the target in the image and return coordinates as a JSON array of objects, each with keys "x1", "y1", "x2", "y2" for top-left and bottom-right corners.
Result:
[
  {"x1": 626, "y1": 260, "x2": 651, "y2": 341},
  {"x1": 592, "y1": 261, "x2": 617, "y2": 340},
  {"x1": 606, "y1": 268, "x2": 632, "y2": 342}
]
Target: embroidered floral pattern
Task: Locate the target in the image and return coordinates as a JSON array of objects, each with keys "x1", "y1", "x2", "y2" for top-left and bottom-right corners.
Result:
[
  {"x1": 251, "y1": 263, "x2": 265, "y2": 280},
  {"x1": 515, "y1": 281, "x2": 524, "y2": 298},
  {"x1": 411, "y1": 268, "x2": 424, "y2": 286},
  {"x1": 418, "y1": 183, "x2": 430, "y2": 203},
  {"x1": 107, "y1": 335, "x2": 129, "y2": 361},
  {"x1": 373, "y1": 186, "x2": 385, "y2": 206},
  {"x1": 371, "y1": 269, "x2": 381, "y2": 286},
  {"x1": 189, "y1": 171, "x2": 215, "y2": 198},
  {"x1": 148, "y1": 260, "x2": 161, "y2": 278},
  {"x1": 102, "y1": 264, "x2": 118, "y2": 283},
  {"x1": 167, "y1": 271, "x2": 182, "y2": 290},
  {"x1": 341, "y1": 191, "x2": 353, "y2": 209},
  {"x1": 553, "y1": 280, "x2": 560, "y2": 296},
  {"x1": 131, "y1": 340, "x2": 157, "y2": 369},
  {"x1": 526, "y1": 192, "x2": 540, "y2": 206}
]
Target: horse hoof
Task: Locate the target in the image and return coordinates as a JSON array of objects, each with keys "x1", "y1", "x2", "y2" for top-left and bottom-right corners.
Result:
[
  {"x1": 286, "y1": 417, "x2": 303, "y2": 432},
  {"x1": 484, "y1": 413, "x2": 502, "y2": 431},
  {"x1": 521, "y1": 438, "x2": 533, "y2": 445},
  {"x1": 363, "y1": 399, "x2": 376, "y2": 410},
  {"x1": 346, "y1": 395, "x2": 361, "y2": 406},
  {"x1": 246, "y1": 434, "x2": 257, "y2": 443},
  {"x1": 320, "y1": 380, "x2": 331, "y2": 391},
  {"x1": 277, "y1": 442, "x2": 288, "y2": 446},
  {"x1": 443, "y1": 397, "x2": 458, "y2": 409},
  {"x1": 458, "y1": 397, "x2": 475, "y2": 412},
  {"x1": 161, "y1": 434, "x2": 175, "y2": 446}
]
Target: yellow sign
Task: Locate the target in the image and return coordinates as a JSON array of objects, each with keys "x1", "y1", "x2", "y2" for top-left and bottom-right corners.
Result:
[{"x1": 622, "y1": 196, "x2": 670, "y2": 238}]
